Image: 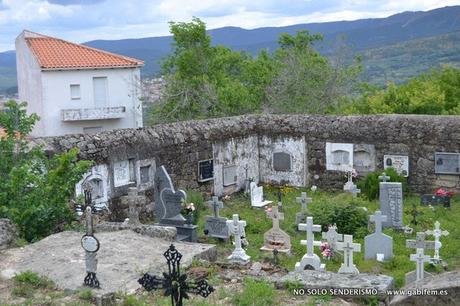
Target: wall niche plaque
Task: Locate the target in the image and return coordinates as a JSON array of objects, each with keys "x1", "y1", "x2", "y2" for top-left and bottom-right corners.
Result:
[
  {"x1": 198, "y1": 159, "x2": 214, "y2": 182},
  {"x1": 273, "y1": 152, "x2": 292, "y2": 172}
]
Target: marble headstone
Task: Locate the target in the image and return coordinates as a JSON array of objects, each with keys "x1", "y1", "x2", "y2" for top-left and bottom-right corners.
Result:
[
  {"x1": 364, "y1": 211, "x2": 393, "y2": 260},
  {"x1": 260, "y1": 206, "x2": 291, "y2": 254},
  {"x1": 204, "y1": 196, "x2": 229, "y2": 239},
  {"x1": 250, "y1": 182, "x2": 272, "y2": 208},
  {"x1": 379, "y1": 181, "x2": 404, "y2": 229}
]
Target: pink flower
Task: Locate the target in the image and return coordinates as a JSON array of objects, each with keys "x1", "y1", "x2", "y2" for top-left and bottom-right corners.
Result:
[{"x1": 435, "y1": 188, "x2": 454, "y2": 197}]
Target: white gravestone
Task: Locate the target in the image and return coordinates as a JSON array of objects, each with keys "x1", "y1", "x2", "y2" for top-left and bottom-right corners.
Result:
[
  {"x1": 405, "y1": 232, "x2": 436, "y2": 284},
  {"x1": 295, "y1": 192, "x2": 312, "y2": 225},
  {"x1": 378, "y1": 173, "x2": 404, "y2": 229},
  {"x1": 260, "y1": 206, "x2": 291, "y2": 254},
  {"x1": 295, "y1": 217, "x2": 324, "y2": 271},
  {"x1": 227, "y1": 214, "x2": 250, "y2": 265},
  {"x1": 337, "y1": 235, "x2": 361, "y2": 274},
  {"x1": 321, "y1": 224, "x2": 343, "y2": 251},
  {"x1": 250, "y1": 182, "x2": 272, "y2": 208},
  {"x1": 425, "y1": 221, "x2": 449, "y2": 262},
  {"x1": 364, "y1": 211, "x2": 393, "y2": 260}
]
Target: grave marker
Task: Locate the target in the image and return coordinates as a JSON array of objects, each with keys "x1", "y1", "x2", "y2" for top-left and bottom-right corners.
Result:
[
  {"x1": 273, "y1": 152, "x2": 292, "y2": 172},
  {"x1": 435, "y1": 152, "x2": 460, "y2": 174},
  {"x1": 364, "y1": 211, "x2": 393, "y2": 260},
  {"x1": 250, "y1": 182, "x2": 272, "y2": 208},
  {"x1": 81, "y1": 206, "x2": 100, "y2": 288},
  {"x1": 295, "y1": 217, "x2": 324, "y2": 271},
  {"x1": 425, "y1": 221, "x2": 449, "y2": 262},
  {"x1": 337, "y1": 235, "x2": 361, "y2": 274},
  {"x1": 379, "y1": 173, "x2": 404, "y2": 229},
  {"x1": 295, "y1": 192, "x2": 312, "y2": 225},
  {"x1": 420, "y1": 195, "x2": 450, "y2": 208},
  {"x1": 321, "y1": 224, "x2": 343, "y2": 251},
  {"x1": 260, "y1": 206, "x2": 291, "y2": 254},
  {"x1": 227, "y1": 214, "x2": 250, "y2": 265},
  {"x1": 405, "y1": 232, "x2": 436, "y2": 284},
  {"x1": 204, "y1": 196, "x2": 229, "y2": 240},
  {"x1": 120, "y1": 187, "x2": 149, "y2": 227}
]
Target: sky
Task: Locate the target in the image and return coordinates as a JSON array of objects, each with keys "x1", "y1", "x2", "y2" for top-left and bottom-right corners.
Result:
[{"x1": 1, "y1": 0, "x2": 459, "y2": 52}]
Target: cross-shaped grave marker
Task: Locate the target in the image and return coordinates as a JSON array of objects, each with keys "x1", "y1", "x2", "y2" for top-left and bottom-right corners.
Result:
[
  {"x1": 81, "y1": 206, "x2": 100, "y2": 288},
  {"x1": 337, "y1": 234, "x2": 361, "y2": 274},
  {"x1": 350, "y1": 186, "x2": 361, "y2": 198},
  {"x1": 295, "y1": 192, "x2": 312, "y2": 225},
  {"x1": 321, "y1": 224, "x2": 343, "y2": 251},
  {"x1": 425, "y1": 221, "x2": 449, "y2": 262},
  {"x1": 261, "y1": 205, "x2": 291, "y2": 253},
  {"x1": 207, "y1": 196, "x2": 223, "y2": 218},
  {"x1": 295, "y1": 216, "x2": 324, "y2": 271},
  {"x1": 370, "y1": 210, "x2": 386, "y2": 234},
  {"x1": 227, "y1": 214, "x2": 250, "y2": 265},
  {"x1": 267, "y1": 205, "x2": 284, "y2": 230},
  {"x1": 138, "y1": 244, "x2": 214, "y2": 306},
  {"x1": 364, "y1": 210, "x2": 393, "y2": 260},
  {"x1": 405, "y1": 232, "x2": 436, "y2": 283},
  {"x1": 378, "y1": 173, "x2": 390, "y2": 182}
]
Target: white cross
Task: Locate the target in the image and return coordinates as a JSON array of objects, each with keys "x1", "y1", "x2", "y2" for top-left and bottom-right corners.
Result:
[
  {"x1": 406, "y1": 232, "x2": 436, "y2": 251},
  {"x1": 425, "y1": 221, "x2": 449, "y2": 261},
  {"x1": 267, "y1": 206, "x2": 284, "y2": 230},
  {"x1": 321, "y1": 224, "x2": 343, "y2": 250},
  {"x1": 227, "y1": 214, "x2": 246, "y2": 252},
  {"x1": 337, "y1": 234, "x2": 361, "y2": 274},
  {"x1": 296, "y1": 192, "x2": 312, "y2": 212},
  {"x1": 350, "y1": 186, "x2": 361, "y2": 198},
  {"x1": 370, "y1": 210, "x2": 387, "y2": 234},
  {"x1": 378, "y1": 173, "x2": 390, "y2": 182},
  {"x1": 410, "y1": 248, "x2": 431, "y2": 281},
  {"x1": 207, "y1": 196, "x2": 223, "y2": 218},
  {"x1": 298, "y1": 216, "x2": 321, "y2": 256}
]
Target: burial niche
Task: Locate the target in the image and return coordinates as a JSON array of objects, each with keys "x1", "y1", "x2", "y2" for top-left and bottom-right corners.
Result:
[
  {"x1": 353, "y1": 144, "x2": 375, "y2": 173},
  {"x1": 273, "y1": 152, "x2": 292, "y2": 172},
  {"x1": 223, "y1": 165, "x2": 237, "y2": 186}
]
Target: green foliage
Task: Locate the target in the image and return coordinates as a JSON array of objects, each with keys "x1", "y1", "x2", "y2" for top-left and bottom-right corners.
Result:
[
  {"x1": 187, "y1": 190, "x2": 205, "y2": 225},
  {"x1": 232, "y1": 278, "x2": 275, "y2": 306},
  {"x1": 310, "y1": 201, "x2": 368, "y2": 238},
  {"x1": 0, "y1": 100, "x2": 92, "y2": 241},
  {"x1": 78, "y1": 288, "x2": 93, "y2": 301},
  {"x1": 12, "y1": 271, "x2": 54, "y2": 297},
  {"x1": 357, "y1": 168, "x2": 408, "y2": 201}
]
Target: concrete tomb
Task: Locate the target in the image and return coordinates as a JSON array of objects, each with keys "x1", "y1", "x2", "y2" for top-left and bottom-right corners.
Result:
[
  {"x1": 204, "y1": 196, "x2": 229, "y2": 240},
  {"x1": 260, "y1": 206, "x2": 291, "y2": 254},
  {"x1": 337, "y1": 234, "x2": 361, "y2": 274},
  {"x1": 250, "y1": 181, "x2": 272, "y2": 208},
  {"x1": 326, "y1": 142, "x2": 353, "y2": 172},
  {"x1": 364, "y1": 210, "x2": 393, "y2": 260},
  {"x1": 295, "y1": 216, "x2": 325, "y2": 272},
  {"x1": 353, "y1": 144, "x2": 376, "y2": 174},
  {"x1": 227, "y1": 214, "x2": 250, "y2": 265}
]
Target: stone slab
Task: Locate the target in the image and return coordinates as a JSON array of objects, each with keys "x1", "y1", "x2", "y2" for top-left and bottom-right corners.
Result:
[
  {"x1": 0, "y1": 230, "x2": 216, "y2": 295},
  {"x1": 277, "y1": 270, "x2": 394, "y2": 298},
  {"x1": 95, "y1": 222, "x2": 177, "y2": 240}
]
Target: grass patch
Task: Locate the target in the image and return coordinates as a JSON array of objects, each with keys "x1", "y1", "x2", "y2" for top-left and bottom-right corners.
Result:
[
  {"x1": 77, "y1": 288, "x2": 93, "y2": 301},
  {"x1": 12, "y1": 270, "x2": 54, "y2": 297},
  {"x1": 232, "y1": 278, "x2": 275, "y2": 306}
]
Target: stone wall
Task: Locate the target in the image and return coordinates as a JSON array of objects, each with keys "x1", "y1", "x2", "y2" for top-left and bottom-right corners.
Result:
[{"x1": 36, "y1": 114, "x2": 460, "y2": 215}]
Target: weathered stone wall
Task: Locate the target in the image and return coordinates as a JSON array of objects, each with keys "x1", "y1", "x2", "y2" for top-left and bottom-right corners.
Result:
[{"x1": 36, "y1": 114, "x2": 460, "y2": 202}]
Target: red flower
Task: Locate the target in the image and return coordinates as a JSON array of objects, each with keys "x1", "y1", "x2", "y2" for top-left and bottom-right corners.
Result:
[{"x1": 435, "y1": 188, "x2": 454, "y2": 197}]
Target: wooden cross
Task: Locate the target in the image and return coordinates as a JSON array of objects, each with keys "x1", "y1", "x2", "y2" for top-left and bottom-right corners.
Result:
[
  {"x1": 298, "y1": 216, "x2": 321, "y2": 256},
  {"x1": 267, "y1": 206, "x2": 284, "y2": 230},
  {"x1": 337, "y1": 234, "x2": 361, "y2": 274},
  {"x1": 370, "y1": 210, "x2": 387, "y2": 234},
  {"x1": 296, "y1": 192, "x2": 312, "y2": 212},
  {"x1": 378, "y1": 173, "x2": 390, "y2": 182},
  {"x1": 425, "y1": 221, "x2": 449, "y2": 261},
  {"x1": 207, "y1": 196, "x2": 223, "y2": 218}
]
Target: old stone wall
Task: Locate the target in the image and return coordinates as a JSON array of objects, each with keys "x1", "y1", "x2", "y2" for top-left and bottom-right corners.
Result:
[{"x1": 36, "y1": 114, "x2": 460, "y2": 212}]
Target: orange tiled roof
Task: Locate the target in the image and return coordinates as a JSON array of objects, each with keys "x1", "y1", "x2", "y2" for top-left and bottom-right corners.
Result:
[{"x1": 25, "y1": 36, "x2": 144, "y2": 70}]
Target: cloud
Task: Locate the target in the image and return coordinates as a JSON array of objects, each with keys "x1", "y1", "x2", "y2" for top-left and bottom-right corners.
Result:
[{"x1": 47, "y1": 0, "x2": 105, "y2": 4}]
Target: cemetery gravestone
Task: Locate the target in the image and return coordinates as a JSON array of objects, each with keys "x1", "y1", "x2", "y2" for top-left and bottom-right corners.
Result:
[
  {"x1": 204, "y1": 196, "x2": 229, "y2": 240},
  {"x1": 250, "y1": 182, "x2": 272, "y2": 208},
  {"x1": 295, "y1": 216, "x2": 324, "y2": 272},
  {"x1": 435, "y1": 152, "x2": 460, "y2": 174},
  {"x1": 364, "y1": 211, "x2": 393, "y2": 260},
  {"x1": 353, "y1": 144, "x2": 376, "y2": 174},
  {"x1": 425, "y1": 221, "x2": 449, "y2": 262},
  {"x1": 337, "y1": 235, "x2": 361, "y2": 274},
  {"x1": 154, "y1": 166, "x2": 197, "y2": 242},
  {"x1": 260, "y1": 206, "x2": 291, "y2": 254},
  {"x1": 227, "y1": 214, "x2": 250, "y2": 265},
  {"x1": 321, "y1": 224, "x2": 343, "y2": 251},
  {"x1": 405, "y1": 233, "x2": 436, "y2": 284},
  {"x1": 379, "y1": 174, "x2": 404, "y2": 229},
  {"x1": 120, "y1": 187, "x2": 149, "y2": 227},
  {"x1": 295, "y1": 192, "x2": 312, "y2": 225}
]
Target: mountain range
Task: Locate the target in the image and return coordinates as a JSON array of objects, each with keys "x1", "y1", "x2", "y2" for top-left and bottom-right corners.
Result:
[{"x1": 1, "y1": 5, "x2": 460, "y2": 94}]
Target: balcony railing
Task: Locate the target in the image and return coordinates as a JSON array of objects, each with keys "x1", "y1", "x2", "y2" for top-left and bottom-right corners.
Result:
[{"x1": 61, "y1": 106, "x2": 126, "y2": 121}]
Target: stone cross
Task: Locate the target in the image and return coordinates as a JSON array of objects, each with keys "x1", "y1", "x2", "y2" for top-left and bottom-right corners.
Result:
[
  {"x1": 298, "y1": 217, "x2": 322, "y2": 256},
  {"x1": 378, "y1": 173, "x2": 390, "y2": 182},
  {"x1": 406, "y1": 232, "x2": 436, "y2": 251},
  {"x1": 410, "y1": 248, "x2": 431, "y2": 282},
  {"x1": 321, "y1": 224, "x2": 343, "y2": 251},
  {"x1": 267, "y1": 206, "x2": 284, "y2": 230},
  {"x1": 296, "y1": 192, "x2": 312, "y2": 212},
  {"x1": 350, "y1": 186, "x2": 361, "y2": 198},
  {"x1": 370, "y1": 210, "x2": 387, "y2": 234},
  {"x1": 120, "y1": 187, "x2": 146, "y2": 226},
  {"x1": 337, "y1": 234, "x2": 361, "y2": 274},
  {"x1": 425, "y1": 221, "x2": 449, "y2": 261},
  {"x1": 207, "y1": 196, "x2": 223, "y2": 218},
  {"x1": 227, "y1": 214, "x2": 250, "y2": 264}
]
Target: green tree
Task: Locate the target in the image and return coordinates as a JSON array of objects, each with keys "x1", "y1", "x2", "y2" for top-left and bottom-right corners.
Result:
[{"x1": 0, "y1": 101, "x2": 92, "y2": 241}]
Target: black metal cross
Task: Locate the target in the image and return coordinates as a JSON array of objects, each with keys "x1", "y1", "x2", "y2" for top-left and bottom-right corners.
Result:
[{"x1": 138, "y1": 244, "x2": 214, "y2": 306}]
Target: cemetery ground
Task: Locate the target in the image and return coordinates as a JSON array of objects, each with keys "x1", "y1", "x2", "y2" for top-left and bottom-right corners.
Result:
[{"x1": 1, "y1": 187, "x2": 459, "y2": 305}]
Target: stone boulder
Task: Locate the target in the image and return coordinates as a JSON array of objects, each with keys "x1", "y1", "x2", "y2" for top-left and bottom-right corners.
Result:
[
  {"x1": 0, "y1": 218, "x2": 18, "y2": 250},
  {"x1": 390, "y1": 271, "x2": 460, "y2": 305}
]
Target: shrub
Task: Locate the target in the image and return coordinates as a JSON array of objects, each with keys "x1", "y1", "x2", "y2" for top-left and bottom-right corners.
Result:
[
  {"x1": 357, "y1": 167, "x2": 408, "y2": 201},
  {"x1": 311, "y1": 202, "x2": 368, "y2": 238}
]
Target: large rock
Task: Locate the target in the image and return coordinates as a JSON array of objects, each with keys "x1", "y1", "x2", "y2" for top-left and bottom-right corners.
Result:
[
  {"x1": 390, "y1": 271, "x2": 460, "y2": 305},
  {"x1": 95, "y1": 222, "x2": 177, "y2": 240},
  {"x1": 0, "y1": 218, "x2": 18, "y2": 250},
  {"x1": 0, "y1": 230, "x2": 216, "y2": 295}
]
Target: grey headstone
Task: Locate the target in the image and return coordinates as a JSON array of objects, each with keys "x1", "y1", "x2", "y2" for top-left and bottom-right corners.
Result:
[
  {"x1": 204, "y1": 196, "x2": 229, "y2": 239},
  {"x1": 435, "y1": 152, "x2": 460, "y2": 174},
  {"x1": 273, "y1": 152, "x2": 292, "y2": 172},
  {"x1": 364, "y1": 211, "x2": 393, "y2": 260},
  {"x1": 153, "y1": 166, "x2": 186, "y2": 226},
  {"x1": 379, "y1": 182, "x2": 404, "y2": 229}
]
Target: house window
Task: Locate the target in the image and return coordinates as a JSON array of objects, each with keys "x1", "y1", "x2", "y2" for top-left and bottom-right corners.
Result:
[
  {"x1": 93, "y1": 77, "x2": 108, "y2": 107},
  {"x1": 70, "y1": 84, "x2": 81, "y2": 100}
]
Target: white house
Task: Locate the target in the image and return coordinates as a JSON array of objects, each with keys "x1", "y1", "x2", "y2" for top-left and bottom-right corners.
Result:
[{"x1": 15, "y1": 30, "x2": 144, "y2": 137}]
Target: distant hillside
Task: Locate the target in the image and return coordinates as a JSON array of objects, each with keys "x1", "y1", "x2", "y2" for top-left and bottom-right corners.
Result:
[{"x1": 1, "y1": 5, "x2": 460, "y2": 93}]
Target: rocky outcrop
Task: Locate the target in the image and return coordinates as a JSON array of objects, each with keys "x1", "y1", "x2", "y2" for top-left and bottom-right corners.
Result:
[
  {"x1": 0, "y1": 218, "x2": 18, "y2": 250},
  {"x1": 390, "y1": 271, "x2": 460, "y2": 305}
]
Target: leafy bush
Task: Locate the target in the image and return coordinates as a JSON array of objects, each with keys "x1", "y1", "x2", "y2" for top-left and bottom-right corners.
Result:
[
  {"x1": 0, "y1": 101, "x2": 92, "y2": 241},
  {"x1": 311, "y1": 202, "x2": 368, "y2": 238},
  {"x1": 357, "y1": 167, "x2": 408, "y2": 200}
]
